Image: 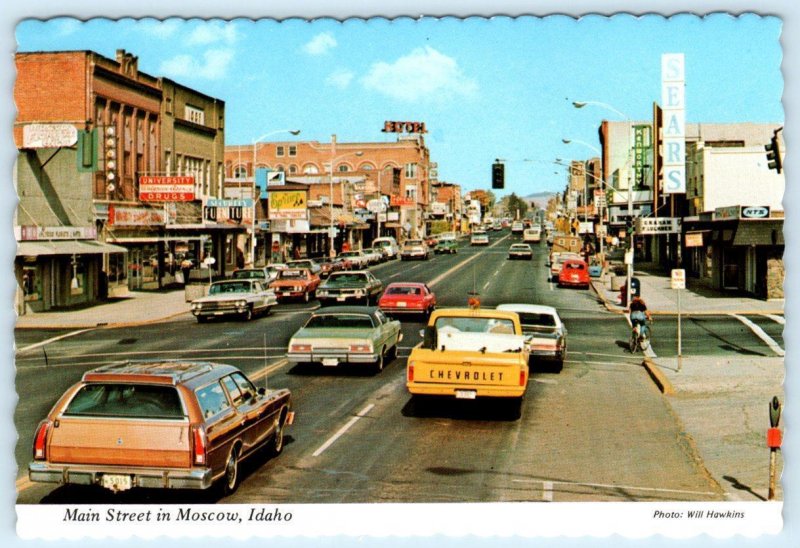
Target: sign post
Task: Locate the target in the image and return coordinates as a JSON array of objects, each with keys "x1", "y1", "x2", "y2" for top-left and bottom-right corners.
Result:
[
  {"x1": 767, "y1": 396, "x2": 782, "y2": 501},
  {"x1": 671, "y1": 269, "x2": 686, "y2": 372}
]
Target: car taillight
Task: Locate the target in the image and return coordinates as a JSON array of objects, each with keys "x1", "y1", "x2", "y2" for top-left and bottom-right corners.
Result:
[
  {"x1": 290, "y1": 344, "x2": 311, "y2": 352},
  {"x1": 32, "y1": 420, "x2": 51, "y2": 461},
  {"x1": 408, "y1": 361, "x2": 415, "y2": 382},
  {"x1": 519, "y1": 371, "x2": 527, "y2": 386},
  {"x1": 349, "y1": 344, "x2": 371, "y2": 353},
  {"x1": 531, "y1": 343, "x2": 556, "y2": 350},
  {"x1": 192, "y1": 425, "x2": 207, "y2": 466}
]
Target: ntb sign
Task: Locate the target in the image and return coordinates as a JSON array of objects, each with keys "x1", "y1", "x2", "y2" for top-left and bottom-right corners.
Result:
[{"x1": 662, "y1": 53, "x2": 685, "y2": 194}]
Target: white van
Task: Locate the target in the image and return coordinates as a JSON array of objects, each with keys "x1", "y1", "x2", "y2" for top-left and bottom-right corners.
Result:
[
  {"x1": 372, "y1": 237, "x2": 400, "y2": 259},
  {"x1": 523, "y1": 226, "x2": 542, "y2": 243}
]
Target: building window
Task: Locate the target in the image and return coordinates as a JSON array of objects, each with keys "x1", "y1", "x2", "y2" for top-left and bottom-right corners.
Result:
[
  {"x1": 275, "y1": 164, "x2": 285, "y2": 173},
  {"x1": 338, "y1": 164, "x2": 350, "y2": 173},
  {"x1": 288, "y1": 145, "x2": 297, "y2": 157},
  {"x1": 288, "y1": 164, "x2": 298, "y2": 174},
  {"x1": 185, "y1": 105, "x2": 205, "y2": 126},
  {"x1": 234, "y1": 165, "x2": 248, "y2": 179},
  {"x1": 303, "y1": 164, "x2": 319, "y2": 174},
  {"x1": 405, "y1": 163, "x2": 417, "y2": 179},
  {"x1": 276, "y1": 145, "x2": 285, "y2": 157}
]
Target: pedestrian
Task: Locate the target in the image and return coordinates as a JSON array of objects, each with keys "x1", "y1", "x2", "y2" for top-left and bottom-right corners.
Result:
[
  {"x1": 236, "y1": 247, "x2": 245, "y2": 270},
  {"x1": 293, "y1": 246, "x2": 301, "y2": 260}
]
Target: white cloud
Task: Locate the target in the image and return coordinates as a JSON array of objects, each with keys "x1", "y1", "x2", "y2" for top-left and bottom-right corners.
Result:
[
  {"x1": 361, "y1": 47, "x2": 478, "y2": 102},
  {"x1": 159, "y1": 48, "x2": 234, "y2": 80},
  {"x1": 187, "y1": 21, "x2": 238, "y2": 46},
  {"x1": 326, "y1": 69, "x2": 354, "y2": 90},
  {"x1": 54, "y1": 19, "x2": 81, "y2": 37},
  {"x1": 139, "y1": 19, "x2": 182, "y2": 39},
  {"x1": 303, "y1": 32, "x2": 337, "y2": 55}
]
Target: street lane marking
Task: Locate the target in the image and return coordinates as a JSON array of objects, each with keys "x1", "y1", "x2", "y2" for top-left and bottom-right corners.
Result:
[
  {"x1": 730, "y1": 314, "x2": 785, "y2": 356},
  {"x1": 250, "y1": 358, "x2": 289, "y2": 382},
  {"x1": 762, "y1": 314, "x2": 785, "y2": 325},
  {"x1": 16, "y1": 328, "x2": 96, "y2": 355},
  {"x1": 427, "y1": 234, "x2": 510, "y2": 288},
  {"x1": 16, "y1": 346, "x2": 290, "y2": 362},
  {"x1": 512, "y1": 478, "x2": 718, "y2": 497},
  {"x1": 17, "y1": 354, "x2": 291, "y2": 370},
  {"x1": 482, "y1": 280, "x2": 491, "y2": 291},
  {"x1": 313, "y1": 403, "x2": 375, "y2": 457},
  {"x1": 389, "y1": 273, "x2": 401, "y2": 278},
  {"x1": 543, "y1": 481, "x2": 554, "y2": 502}
]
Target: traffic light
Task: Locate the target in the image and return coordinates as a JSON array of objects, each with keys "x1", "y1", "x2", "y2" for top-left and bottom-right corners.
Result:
[
  {"x1": 492, "y1": 162, "x2": 504, "y2": 189},
  {"x1": 765, "y1": 134, "x2": 782, "y2": 173},
  {"x1": 625, "y1": 216, "x2": 634, "y2": 235}
]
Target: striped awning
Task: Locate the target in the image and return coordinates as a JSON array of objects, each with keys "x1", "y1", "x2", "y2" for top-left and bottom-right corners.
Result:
[{"x1": 16, "y1": 240, "x2": 128, "y2": 257}]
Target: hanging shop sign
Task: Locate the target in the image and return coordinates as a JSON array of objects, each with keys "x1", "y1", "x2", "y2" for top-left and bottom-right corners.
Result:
[
  {"x1": 108, "y1": 206, "x2": 166, "y2": 227},
  {"x1": 661, "y1": 53, "x2": 686, "y2": 194},
  {"x1": 18, "y1": 225, "x2": 97, "y2": 241},
  {"x1": 23, "y1": 123, "x2": 78, "y2": 149},
  {"x1": 268, "y1": 190, "x2": 308, "y2": 220},
  {"x1": 139, "y1": 176, "x2": 195, "y2": 201},
  {"x1": 635, "y1": 217, "x2": 682, "y2": 234}
]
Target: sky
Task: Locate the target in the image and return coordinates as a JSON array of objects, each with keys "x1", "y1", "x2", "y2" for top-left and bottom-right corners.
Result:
[{"x1": 15, "y1": 14, "x2": 784, "y2": 198}]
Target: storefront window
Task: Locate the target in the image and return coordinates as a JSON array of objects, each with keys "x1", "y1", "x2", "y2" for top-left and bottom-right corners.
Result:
[
  {"x1": 70, "y1": 255, "x2": 85, "y2": 296},
  {"x1": 22, "y1": 265, "x2": 40, "y2": 302},
  {"x1": 108, "y1": 253, "x2": 127, "y2": 284}
]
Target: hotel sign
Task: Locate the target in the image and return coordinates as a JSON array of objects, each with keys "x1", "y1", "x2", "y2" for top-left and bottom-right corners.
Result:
[
  {"x1": 382, "y1": 121, "x2": 427, "y2": 134},
  {"x1": 662, "y1": 53, "x2": 686, "y2": 194},
  {"x1": 139, "y1": 176, "x2": 195, "y2": 201}
]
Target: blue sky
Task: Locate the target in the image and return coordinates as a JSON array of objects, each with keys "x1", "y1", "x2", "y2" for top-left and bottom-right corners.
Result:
[{"x1": 15, "y1": 14, "x2": 783, "y2": 197}]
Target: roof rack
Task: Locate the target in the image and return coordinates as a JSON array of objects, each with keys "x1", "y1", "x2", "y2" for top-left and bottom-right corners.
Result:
[{"x1": 82, "y1": 360, "x2": 216, "y2": 385}]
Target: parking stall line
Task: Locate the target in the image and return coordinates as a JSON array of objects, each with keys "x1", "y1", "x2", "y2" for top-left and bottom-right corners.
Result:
[
  {"x1": 16, "y1": 328, "x2": 96, "y2": 355},
  {"x1": 511, "y1": 478, "x2": 718, "y2": 498},
  {"x1": 762, "y1": 313, "x2": 785, "y2": 325},
  {"x1": 730, "y1": 313, "x2": 785, "y2": 356},
  {"x1": 313, "y1": 403, "x2": 375, "y2": 457}
]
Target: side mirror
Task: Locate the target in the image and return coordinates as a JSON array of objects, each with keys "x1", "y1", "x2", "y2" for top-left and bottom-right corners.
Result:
[{"x1": 258, "y1": 387, "x2": 266, "y2": 396}]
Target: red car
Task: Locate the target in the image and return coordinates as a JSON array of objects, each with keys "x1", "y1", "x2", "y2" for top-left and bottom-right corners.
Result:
[
  {"x1": 378, "y1": 282, "x2": 436, "y2": 317},
  {"x1": 558, "y1": 259, "x2": 590, "y2": 289}
]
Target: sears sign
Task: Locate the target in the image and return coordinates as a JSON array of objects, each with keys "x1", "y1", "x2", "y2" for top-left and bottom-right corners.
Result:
[{"x1": 741, "y1": 206, "x2": 770, "y2": 219}]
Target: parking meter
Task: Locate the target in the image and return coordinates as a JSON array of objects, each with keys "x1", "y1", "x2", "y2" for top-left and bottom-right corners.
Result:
[{"x1": 769, "y1": 396, "x2": 782, "y2": 428}]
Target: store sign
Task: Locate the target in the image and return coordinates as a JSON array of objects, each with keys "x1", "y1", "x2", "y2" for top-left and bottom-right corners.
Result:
[
  {"x1": 18, "y1": 225, "x2": 97, "y2": 241},
  {"x1": 633, "y1": 125, "x2": 651, "y2": 186},
  {"x1": 685, "y1": 232, "x2": 704, "y2": 247},
  {"x1": 204, "y1": 203, "x2": 253, "y2": 226},
  {"x1": 22, "y1": 123, "x2": 78, "y2": 148},
  {"x1": 662, "y1": 53, "x2": 686, "y2": 194},
  {"x1": 108, "y1": 206, "x2": 166, "y2": 227},
  {"x1": 593, "y1": 189, "x2": 607, "y2": 208},
  {"x1": 206, "y1": 198, "x2": 254, "y2": 208},
  {"x1": 742, "y1": 206, "x2": 770, "y2": 219},
  {"x1": 713, "y1": 206, "x2": 740, "y2": 221},
  {"x1": 382, "y1": 120, "x2": 427, "y2": 134},
  {"x1": 391, "y1": 196, "x2": 415, "y2": 207},
  {"x1": 139, "y1": 176, "x2": 195, "y2": 201},
  {"x1": 268, "y1": 190, "x2": 307, "y2": 220},
  {"x1": 635, "y1": 217, "x2": 682, "y2": 234}
]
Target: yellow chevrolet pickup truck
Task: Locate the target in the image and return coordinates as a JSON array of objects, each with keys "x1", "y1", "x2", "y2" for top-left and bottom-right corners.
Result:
[{"x1": 406, "y1": 308, "x2": 529, "y2": 412}]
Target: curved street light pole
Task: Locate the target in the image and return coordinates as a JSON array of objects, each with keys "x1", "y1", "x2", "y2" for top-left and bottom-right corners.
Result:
[
  {"x1": 573, "y1": 99, "x2": 635, "y2": 309},
  {"x1": 251, "y1": 129, "x2": 301, "y2": 266}
]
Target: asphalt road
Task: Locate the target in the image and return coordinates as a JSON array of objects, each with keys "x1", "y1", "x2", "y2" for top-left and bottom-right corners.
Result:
[{"x1": 17, "y1": 229, "x2": 780, "y2": 504}]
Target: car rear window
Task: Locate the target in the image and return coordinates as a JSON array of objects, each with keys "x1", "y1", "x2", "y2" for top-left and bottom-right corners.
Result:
[
  {"x1": 306, "y1": 314, "x2": 375, "y2": 329},
  {"x1": 64, "y1": 384, "x2": 185, "y2": 419},
  {"x1": 517, "y1": 312, "x2": 557, "y2": 328},
  {"x1": 386, "y1": 286, "x2": 421, "y2": 295},
  {"x1": 565, "y1": 262, "x2": 586, "y2": 270}
]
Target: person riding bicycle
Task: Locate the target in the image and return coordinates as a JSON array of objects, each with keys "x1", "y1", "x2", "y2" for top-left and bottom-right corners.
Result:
[{"x1": 629, "y1": 296, "x2": 652, "y2": 338}]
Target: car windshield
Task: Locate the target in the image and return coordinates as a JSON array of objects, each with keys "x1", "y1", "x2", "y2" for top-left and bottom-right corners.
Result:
[
  {"x1": 405, "y1": 240, "x2": 423, "y2": 246},
  {"x1": 565, "y1": 262, "x2": 586, "y2": 270},
  {"x1": 305, "y1": 314, "x2": 374, "y2": 329},
  {"x1": 209, "y1": 282, "x2": 252, "y2": 294},
  {"x1": 278, "y1": 269, "x2": 307, "y2": 279},
  {"x1": 232, "y1": 270, "x2": 264, "y2": 279},
  {"x1": 374, "y1": 241, "x2": 390, "y2": 248},
  {"x1": 386, "y1": 286, "x2": 421, "y2": 295},
  {"x1": 340, "y1": 252, "x2": 360, "y2": 258},
  {"x1": 64, "y1": 384, "x2": 185, "y2": 419},
  {"x1": 435, "y1": 316, "x2": 515, "y2": 334},
  {"x1": 329, "y1": 273, "x2": 368, "y2": 283},
  {"x1": 288, "y1": 260, "x2": 312, "y2": 268}
]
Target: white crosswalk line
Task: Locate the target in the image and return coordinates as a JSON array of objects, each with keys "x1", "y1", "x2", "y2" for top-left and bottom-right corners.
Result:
[{"x1": 730, "y1": 314, "x2": 785, "y2": 356}]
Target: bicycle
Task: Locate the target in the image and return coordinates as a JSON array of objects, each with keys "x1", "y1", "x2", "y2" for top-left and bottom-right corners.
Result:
[{"x1": 629, "y1": 318, "x2": 653, "y2": 353}]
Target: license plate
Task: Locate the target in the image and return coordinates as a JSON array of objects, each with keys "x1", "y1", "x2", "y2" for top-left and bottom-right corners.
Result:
[
  {"x1": 455, "y1": 390, "x2": 477, "y2": 400},
  {"x1": 322, "y1": 358, "x2": 339, "y2": 366},
  {"x1": 101, "y1": 474, "x2": 132, "y2": 492},
  {"x1": 337, "y1": 296, "x2": 346, "y2": 301},
  {"x1": 397, "y1": 301, "x2": 407, "y2": 307}
]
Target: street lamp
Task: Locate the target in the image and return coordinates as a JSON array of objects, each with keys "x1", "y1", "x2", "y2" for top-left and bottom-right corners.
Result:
[
  {"x1": 328, "y1": 150, "x2": 363, "y2": 257},
  {"x1": 251, "y1": 129, "x2": 301, "y2": 266},
  {"x1": 573, "y1": 99, "x2": 635, "y2": 308},
  {"x1": 561, "y1": 138, "x2": 602, "y2": 238}
]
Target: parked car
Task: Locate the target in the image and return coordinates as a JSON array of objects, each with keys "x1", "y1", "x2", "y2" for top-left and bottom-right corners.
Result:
[
  {"x1": 470, "y1": 230, "x2": 489, "y2": 246},
  {"x1": 29, "y1": 360, "x2": 293, "y2": 495},
  {"x1": 232, "y1": 267, "x2": 270, "y2": 281},
  {"x1": 497, "y1": 304, "x2": 567, "y2": 371},
  {"x1": 317, "y1": 270, "x2": 383, "y2": 306},
  {"x1": 558, "y1": 259, "x2": 590, "y2": 289},
  {"x1": 191, "y1": 279, "x2": 277, "y2": 322},
  {"x1": 286, "y1": 307, "x2": 402, "y2": 373},
  {"x1": 400, "y1": 239, "x2": 430, "y2": 260},
  {"x1": 265, "y1": 263, "x2": 288, "y2": 283},
  {"x1": 508, "y1": 243, "x2": 533, "y2": 260},
  {"x1": 332, "y1": 256, "x2": 353, "y2": 271},
  {"x1": 372, "y1": 237, "x2": 399, "y2": 259},
  {"x1": 378, "y1": 282, "x2": 436, "y2": 317},
  {"x1": 286, "y1": 259, "x2": 321, "y2": 275},
  {"x1": 339, "y1": 250, "x2": 370, "y2": 269},
  {"x1": 269, "y1": 267, "x2": 321, "y2": 303},
  {"x1": 362, "y1": 247, "x2": 384, "y2": 265},
  {"x1": 435, "y1": 239, "x2": 458, "y2": 254}
]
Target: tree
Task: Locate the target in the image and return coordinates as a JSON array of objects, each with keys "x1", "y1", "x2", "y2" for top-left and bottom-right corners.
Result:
[{"x1": 506, "y1": 193, "x2": 528, "y2": 219}]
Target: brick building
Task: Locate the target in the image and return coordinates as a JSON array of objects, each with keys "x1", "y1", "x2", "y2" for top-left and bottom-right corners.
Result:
[
  {"x1": 14, "y1": 49, "x2": 231, "y2": 314},
  {"x1": 224, "y1": 135, "x2": 432, "y2": 261}
]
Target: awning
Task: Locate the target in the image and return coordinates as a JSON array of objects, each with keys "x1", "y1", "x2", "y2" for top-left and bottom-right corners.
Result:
[
  {"x1": 16, "y1": 240, "x2": 129, "y2": 257},
  {"x1": 732, "y1": 220, "x2": 784, "y2": 246}
]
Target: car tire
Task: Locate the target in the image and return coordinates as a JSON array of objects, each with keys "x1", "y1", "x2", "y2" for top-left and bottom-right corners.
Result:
[
  {"x1": 373, "y1": 349, "x2": 385, "y2": 374},
  {"x1": 388, "y1": 343, "x2": 397, "y2": 361},
  {"x1": 221, "y1": 447, "x2": 240, "y2": 496},
  {"x1": 268, "y1": 410, "x2": 287, "y2": 457},
  {"x1": 242, "y1": 307, "x2": 253, "y2": 321},
  {"x1": 196, "y1": 316, "x2": 207, "y2": 323}
]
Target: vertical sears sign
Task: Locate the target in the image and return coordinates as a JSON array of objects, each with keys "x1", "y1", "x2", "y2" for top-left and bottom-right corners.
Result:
[{"x1": 661, "y1": 53, "x2": 685, "y2": 194}]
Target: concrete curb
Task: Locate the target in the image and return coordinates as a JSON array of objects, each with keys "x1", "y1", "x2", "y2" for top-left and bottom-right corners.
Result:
[
  {"x1": 15, "y1": 310, "x2": 191, "y2": 331},
  {"x1": 589, "y1": 279, "x2": 626, "y2": 314},
  {"x1": 642, "y1": 357, "x2": 675, "y2": 396}
]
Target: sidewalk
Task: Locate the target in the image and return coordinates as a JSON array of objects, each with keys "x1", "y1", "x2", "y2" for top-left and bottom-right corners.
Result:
[
  {"x1": 591, "y1": 264, "x2": 785, "y2": 315},
  {"x1": 15, "y1": 289, "x2": 190, "y2": 330}
]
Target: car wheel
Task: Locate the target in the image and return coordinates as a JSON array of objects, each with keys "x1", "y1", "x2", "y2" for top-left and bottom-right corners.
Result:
[
  {"x1": 388, "y1": 343, "x2": 398, "y2": 361},
  {"x1": 268, "y1": 410, "x2": 287, "y2": 456},
  {"x1": 196, "y1": 316, "x2": 207, "y2": 323},
  {"x1": 222, "y1": 447, "x2": 240, "y2": 496},
  {"x1": 242, "y1": 307, "x2": 253, "y2": 321},
  {"x1": 373, "y1": 349, "x2": 385, "y2": 374}
]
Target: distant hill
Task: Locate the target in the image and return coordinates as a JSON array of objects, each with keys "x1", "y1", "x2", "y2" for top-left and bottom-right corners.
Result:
[{"x1": 522, "y1": 192, "x2": 555, "y2": 209}]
